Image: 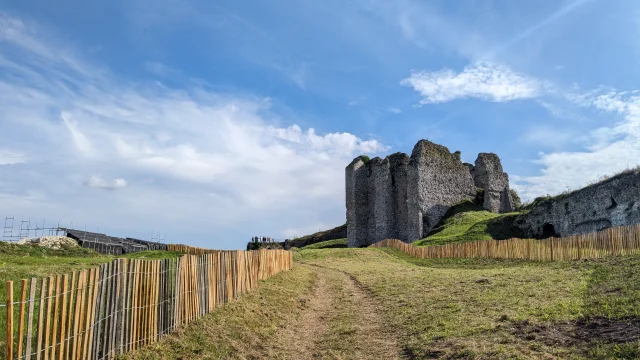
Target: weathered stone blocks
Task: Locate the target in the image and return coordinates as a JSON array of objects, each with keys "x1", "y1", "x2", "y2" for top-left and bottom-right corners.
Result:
[
  {"x1": 472, "y1": 153, "x2": 514, "y2": 213},
  {"x1": 346, "y1": 140, "x2": 513, "y2": 247},
  {"x1": 515, "y1": 170, "x2": 640, "y2": 238}
]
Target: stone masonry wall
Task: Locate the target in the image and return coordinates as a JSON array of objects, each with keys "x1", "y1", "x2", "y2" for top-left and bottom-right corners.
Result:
[
  {"x1": 515, "y1": 170, "x2": 640, "y2": 238},
  {"x1": 408, "y1": 141, "x2": 477, "y2": 240},
  {"x1": 472, "y1": 153, "x2": 514, "y2": 213},
  {"x1": 346, "y1": 140, "x2": 513, "y2": 247},
  {"x1": 345, "y1": 158, "x2": 369, "y2": 247}
]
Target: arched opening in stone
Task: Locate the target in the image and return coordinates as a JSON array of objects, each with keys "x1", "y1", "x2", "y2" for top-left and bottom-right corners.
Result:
[
  {"x1": 541, "y1": 223, "x2": 557, "y2": 239},
  {"x1": 607, "y1": 196, "x2": 618, "y2": 210},
  {"x1": 422, "y1": 215, "x2": 430, "y2": 238}
]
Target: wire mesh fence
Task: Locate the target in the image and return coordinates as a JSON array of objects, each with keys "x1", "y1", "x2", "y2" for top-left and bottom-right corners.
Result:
[
  {"x1": 2, "y1": 216, "x2": 167, "y2": 256},
  {"x1": 372, "y1": 224, "x2": 640, "y2": 261},
  {"x1": 1, "y1": 249, "x2": 293, "y2": 360}
]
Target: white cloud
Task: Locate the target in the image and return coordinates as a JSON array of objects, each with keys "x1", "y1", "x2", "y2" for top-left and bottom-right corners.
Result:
[
  {"x1": 536, "y1": 100, "x2": 585, "y2": 122},
  {"x1": 0, "y1": 13, "x2": 387, "y2": 245},
  {"x1": 84, "y1": 175, "x2": 128, "y2": 191},
  {"x1": 401, "y1": 61, "x2": 542, "y2": 104},
  {"x1": 0, "y1": 150, "x2": 26, "y2": 165},
  {"x1": 514, "y1": 90, "x2": 640, "y2": 200},
  {"x1": 388, "y1": 107, "x2": 402, "y2": 114},
  {"x1": 60, "y1": 112, "x2": 94, "y2": 156}
]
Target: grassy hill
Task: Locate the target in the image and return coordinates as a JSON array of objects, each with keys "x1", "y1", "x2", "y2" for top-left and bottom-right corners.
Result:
[
  {"x1": 283, "y1": 223, "x2": 347, "y2": 249},
  {"x1": 300, "y1": 238, "x2": 348, "y2": 250},
  {"x1": 414, "y1": 199, "x2": 526, "y2": 246}
]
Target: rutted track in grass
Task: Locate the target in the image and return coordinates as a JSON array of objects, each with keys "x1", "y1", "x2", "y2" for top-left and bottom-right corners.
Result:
[
  {"x1": 124, "y1": 262, "x2": 403, "y2": 359},
  {"x1": 273, "y1": 263, "x2": 402, "y2": 359},
  {"x1": 114, "y1": 247, "x2": 640, "y2": 359}
]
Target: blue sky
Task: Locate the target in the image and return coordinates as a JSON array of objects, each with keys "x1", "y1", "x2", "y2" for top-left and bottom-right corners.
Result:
[{"x1": 2, "y1": 0, "x2": 640, "y2": 249}]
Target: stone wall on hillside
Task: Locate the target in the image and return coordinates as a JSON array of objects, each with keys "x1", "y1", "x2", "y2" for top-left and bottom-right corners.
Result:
[
  {"x1": 408, "y1": 141, "x2": 478, "y2": 240},
  {"x1": 515, "y1": 170, "x2": 640, "y2": 238},
  {"x1": 345, "y1": 140, "x2": 513, "y2": 247},
  {"x1": 472, "y1": 153, "x2": 514, "y2": 213}
]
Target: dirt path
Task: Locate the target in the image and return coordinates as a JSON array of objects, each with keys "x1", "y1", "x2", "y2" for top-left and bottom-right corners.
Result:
[{"x1": 269, "y1": 264, "x2": 403, "y2": 360}]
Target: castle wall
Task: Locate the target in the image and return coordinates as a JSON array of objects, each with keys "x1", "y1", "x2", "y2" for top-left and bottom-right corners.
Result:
[
  {"x1": 346, "y1": 140, "x2": 480, "y2": 247},
  {"x1": 390, "y1": 153, "x2": 411, "y2": 242},
  {"x1": 347, "y1": 141, "x2": 640, "y2": 246},
  {"x1": 515, "y1": 170, "x2": 640, "y2": 237},
  {"x1": 371, "y1": 158, "x2": 395, "y2": 242},
  {"x1": 473, "y1": 153, "x2": 514, "y2": 213},
  {"x1": 410, "y1": 141, "x2": 477, "y2": 238},
  {"x1": 345, "y1": 158, "x2": 370, "y2": 247}
]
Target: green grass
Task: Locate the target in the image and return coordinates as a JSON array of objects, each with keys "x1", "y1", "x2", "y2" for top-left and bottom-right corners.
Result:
[
  {"x1": 414, "y1": 211, "x2": 525, "y2": 246},
  {"x1": 301, "y1": 238, "x2": 348, "y2": 250},
  {"x1": 123, "y1": 264, "x2": 316, "y2": 359},
  {"x1": 412, "y1": 199, "x2": 526, "y2": 246},
  {"x1": 0, "y1": 242, "x2": 185, "y2": 356},
  {"x1": 0, "y1": 243, "x2": 182, "y2": 303},
  {"x1": 296, "y1": 247, "x2": 640, "y2": 359}
]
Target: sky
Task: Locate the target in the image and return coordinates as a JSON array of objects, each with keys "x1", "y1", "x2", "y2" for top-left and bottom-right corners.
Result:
[{"x1": 2, "y1": 0, "x2": 640, "y2": 249}]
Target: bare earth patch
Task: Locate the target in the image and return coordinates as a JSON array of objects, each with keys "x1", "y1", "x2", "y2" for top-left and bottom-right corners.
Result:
[
  {"x1": 509, "y1": 317, "x2": 640, "y2": 346},
  {"x1": 271, "y1": 264, "x2": 403, "y2": 360}
]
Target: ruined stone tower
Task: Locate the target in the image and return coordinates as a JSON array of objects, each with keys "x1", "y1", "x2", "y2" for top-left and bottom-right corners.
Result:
[{"x1": 345, "y1": 140, "x2": 514, "y2": 247}]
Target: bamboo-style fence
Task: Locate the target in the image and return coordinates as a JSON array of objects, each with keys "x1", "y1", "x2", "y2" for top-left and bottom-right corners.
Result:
[
  {"x1": 166, "y1": 244, "x2": 219, "y2": 255},
  {"x1": 2, "y1": 249, "x2": 293, "y2": 360},
  {"x1": 372, "y1": 224, "x2": 640, "y2": 261}
]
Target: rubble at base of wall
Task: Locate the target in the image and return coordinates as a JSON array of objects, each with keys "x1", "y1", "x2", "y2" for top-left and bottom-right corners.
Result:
[{"x1": 17, "y1": 236, "x2": 79, "y2": 250}]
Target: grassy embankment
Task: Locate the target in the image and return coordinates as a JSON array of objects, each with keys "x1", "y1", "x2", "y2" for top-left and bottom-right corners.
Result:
[
  {"x1": 414, "y1": 199, "x2": 525, "y2": 246},
  {"x1": 123, "y1": 264, "x2": 317, "y2": 359},
  {"x1": 0, "y1": 242, "x2": 182, "y2": 294},
  {"x1": 300, "y1": 238, "x2": 348, "y2": 250},
  {"x1": 0, "y1": 242, "x2": 182, "y2": 335}
]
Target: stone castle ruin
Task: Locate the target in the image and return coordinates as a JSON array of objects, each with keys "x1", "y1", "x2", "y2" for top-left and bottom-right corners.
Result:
[
  {"x1": 515, "y1": 170, "x2": 640, "y2": 238},
  {"x1": 345, "y1": 140, "x2": 514, "y2": 247}
]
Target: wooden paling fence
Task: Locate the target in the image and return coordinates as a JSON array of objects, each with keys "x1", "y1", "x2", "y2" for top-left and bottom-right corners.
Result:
[
  {"x1": 372, "y1": 224, "x2": 640, "y2": 261},
  {"x1": 166, "y1": 244, "x2": 218, "y2": 255},
  {"x1": 2, "y1": 249, "x2": 293, "y2": 360}
]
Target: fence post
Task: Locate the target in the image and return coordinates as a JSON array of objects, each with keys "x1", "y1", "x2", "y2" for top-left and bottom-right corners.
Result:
[
  {"x1": 25, "y1": 278, "x2": 37, "y2": 360},
  {"x1": 6, "y1": 281, "x2": 13, "y2": 360},
  {"x1": 17, "y1": 279, "x2": 27, "y2": 360},
  {"x1": 609, "y1": 227, "x2": 615, "y2": 256}
]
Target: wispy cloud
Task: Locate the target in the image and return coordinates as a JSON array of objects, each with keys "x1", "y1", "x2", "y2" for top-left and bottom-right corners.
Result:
[
  {"x1": 0, "y1": 12, "x2": 387, "y2": 243},
  {"x1": 514, "y1": 89, "x2": 640, "y2": 200},
  {"x1": 401, "y1": 61, "x2": 543, "y2": 104},
  {"x1": 84, "y1": 175, "x2": 128, "y2": 191},
  {"x1": 484, "y1": 0, "x2": 592, "y2": 58},
  {"x1": 0, "y1": 150, "x2": 26, "y2": 165}
]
